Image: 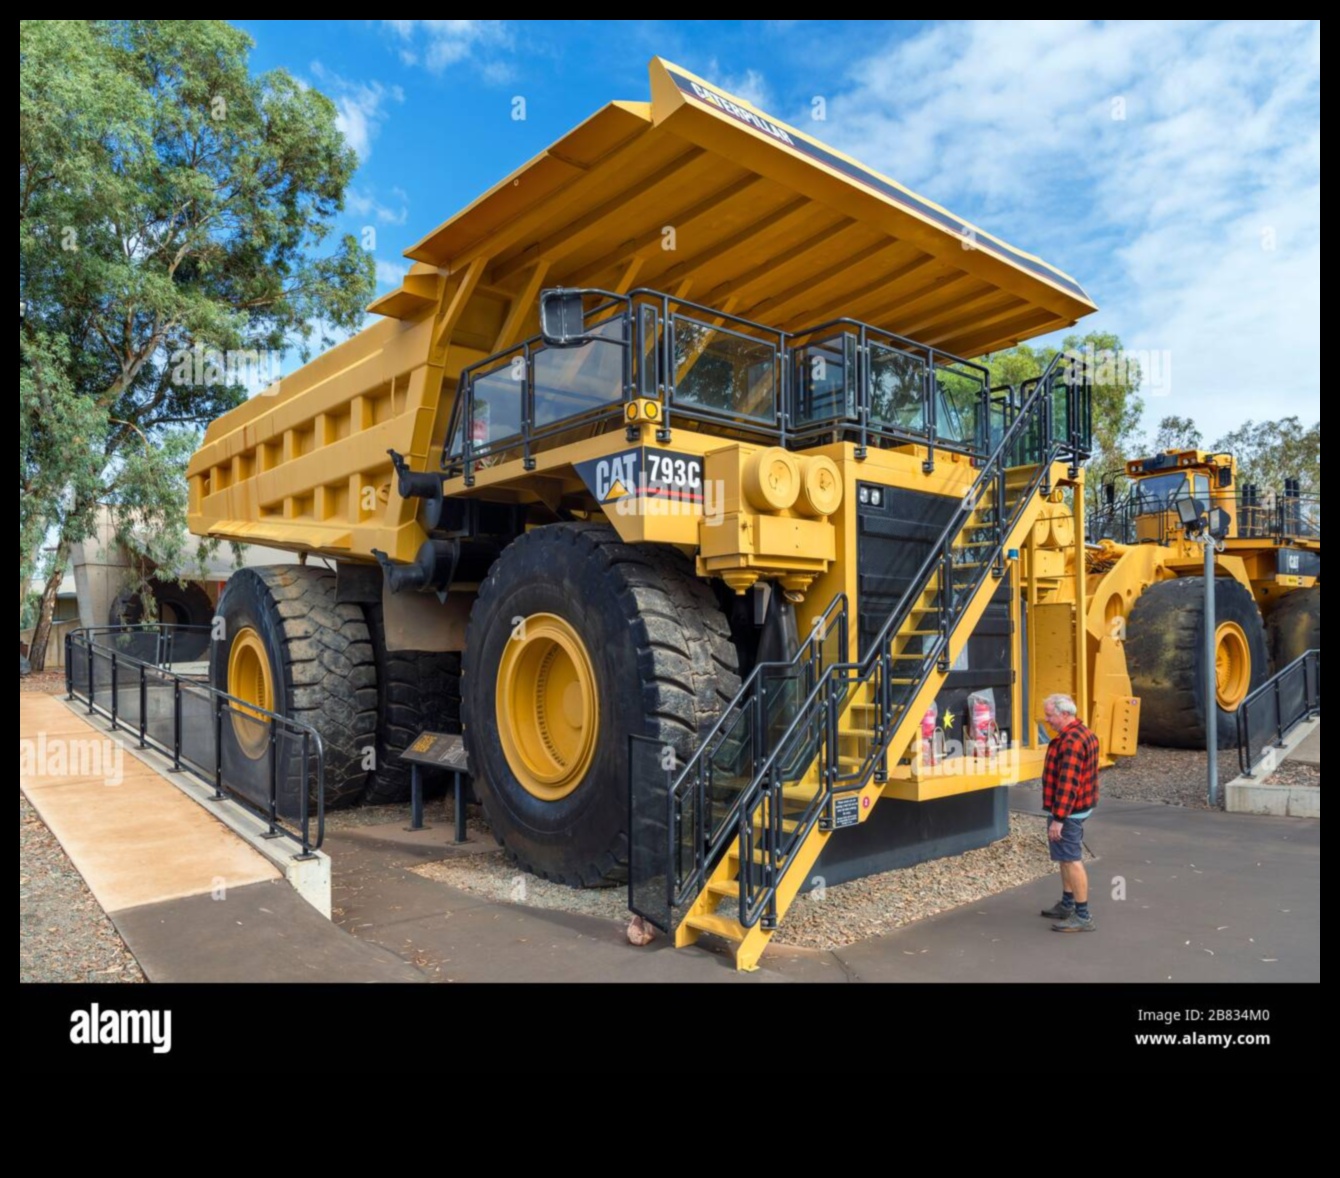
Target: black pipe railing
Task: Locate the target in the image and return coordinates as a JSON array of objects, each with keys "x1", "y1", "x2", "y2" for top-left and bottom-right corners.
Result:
[
  {"x1": 1236, "y1": 649, "x2": 1321, "y2": 777},
  {"x1": 64, "y1": 625, "x2": 326, "y2": 855}
]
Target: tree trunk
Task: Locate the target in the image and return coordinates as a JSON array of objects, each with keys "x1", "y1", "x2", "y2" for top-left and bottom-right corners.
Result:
[{"x1": 27, "y1": 537, "x2": 70, "y2": 673}]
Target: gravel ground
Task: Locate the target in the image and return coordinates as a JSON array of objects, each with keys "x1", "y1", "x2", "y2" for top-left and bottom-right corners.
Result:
[
  {"x1": 1263, "y1": 762, "x2": 1320, "y2": 788},
  {"x1": 20, "y1": 669, "x2": 66, "y2": 694},
  {"x1": 19, "y1": 793, "x2": 145, "y2": 984},
  {"x1": 774, "y1": 813, "x2": 1061, "y2": 949},
  {"x1": 411, "y1": 812, "x2": 1070, "y2": 949},
  {"x1": 321, "y1": 791, "x2": 494, "y2": 840},
  {"x1": 1099, "y1": 744, "x2": 1239, "y2": 810},
  {"x1": 413, "y1": 850, "x2": 628, "y2": 919}
]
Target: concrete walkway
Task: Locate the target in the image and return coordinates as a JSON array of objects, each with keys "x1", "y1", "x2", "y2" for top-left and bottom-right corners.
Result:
[{"x1": 20, "y1": 693, "x2": 420, "y2": 983}]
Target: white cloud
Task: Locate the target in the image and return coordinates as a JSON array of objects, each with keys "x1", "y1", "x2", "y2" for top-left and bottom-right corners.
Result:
[
  {"x1": 374, "y1": 259, "x2": 409, "y2": 288},
  {"x1": 818, "y1": 20, "x2": 1320, "y2": 439},
  {"x1": 310, "y1": 61, "x2": 403, "y2": 161},
  {"x1": 383, "y1": 19, "x2": 511, "y2": 76},
  {"x1": 707, "y1": 62, "x2": 771, "y2": 111},
  {"x1": 347, "y1": 186, "x2": 409, "y2": 226}
]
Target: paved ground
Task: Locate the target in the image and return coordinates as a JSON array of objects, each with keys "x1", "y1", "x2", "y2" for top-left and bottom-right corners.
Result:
[
  {"x1": 21, "y1": 692, "x2": 1321, "y2": 985},
  {"x1": 1291, "y1": 727, "x2": 1320, "y2": 767},
  {"x1": 322, "y1": 787, "x2": 1318, "y2": 982}
]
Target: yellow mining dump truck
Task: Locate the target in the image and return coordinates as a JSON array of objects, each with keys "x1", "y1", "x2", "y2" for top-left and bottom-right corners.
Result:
[
  {"x1": 190, "y1": 59, "x2": 1118, "y2": 968},
  {"x1": 1087, "y1": 453, "x2": 1320, "y2": 748}
]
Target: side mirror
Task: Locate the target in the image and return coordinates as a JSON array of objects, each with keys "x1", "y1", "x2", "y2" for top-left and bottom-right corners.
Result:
[
  {"x1": 1103, "y1": 482, "x2": 1116, "y2": 506},
  {"x1": 539, "y1": 290, "x2": 589, "y2": 348},
  {"x1": 1217, "y1": 466, "x2": 1232, "y2": 488}
]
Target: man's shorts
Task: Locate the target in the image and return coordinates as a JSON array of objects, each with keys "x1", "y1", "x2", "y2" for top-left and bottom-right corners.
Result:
[{"x1": 1049, "y1": 815, "x2": 1085, "y2": 863}]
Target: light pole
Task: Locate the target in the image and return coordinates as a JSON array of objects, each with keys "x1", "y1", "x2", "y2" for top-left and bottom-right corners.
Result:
[{"x1": 1175, "y1": 497, "x2": 1230, "y2": 806}]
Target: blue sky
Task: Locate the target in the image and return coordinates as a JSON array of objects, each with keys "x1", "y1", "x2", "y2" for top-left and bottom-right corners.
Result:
[{"x1": 240, "y1": 19, "x2": 1320, "y2": 443}]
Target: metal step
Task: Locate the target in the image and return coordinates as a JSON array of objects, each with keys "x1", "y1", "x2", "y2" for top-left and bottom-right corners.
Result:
[{"x1": 684, "y1": 912, "x2": 744, "y2": 941}]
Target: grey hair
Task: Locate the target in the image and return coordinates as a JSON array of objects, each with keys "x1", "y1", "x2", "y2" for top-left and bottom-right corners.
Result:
[{"x1": 1044, "y1": 693, "x2": 1078, "y2": 716}]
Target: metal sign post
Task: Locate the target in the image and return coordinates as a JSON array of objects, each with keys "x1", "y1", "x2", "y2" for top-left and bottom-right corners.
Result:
[
  {"x1": 1177, "y1": 497, "x2": 1228, "y2": 808},
  {"x1": 1203, "y1": 531, "x2": 1218, "y2": 807}
]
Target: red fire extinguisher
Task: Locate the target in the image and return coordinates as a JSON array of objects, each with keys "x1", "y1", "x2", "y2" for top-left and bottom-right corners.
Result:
[
  {"x1": 921, "y1": 702, "x2": 939, "y2": 765},
  {"x1": 969, "y1": 694, "x2": 996, "y2": 756}
]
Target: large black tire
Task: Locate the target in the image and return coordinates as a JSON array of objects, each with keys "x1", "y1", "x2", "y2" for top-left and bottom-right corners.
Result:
[
  {"x1": 211, "y1": 566, "x2": 378, "y2": 809},
  {"x1": 1126, "y1": 576, "x2": 1269, "y2": 749},
  {"x1": 363, "y1": 600, "x2": 463, "y2": 805},
  {"x1": 462, "y1": 523, "x2": 739, "y2": 886},
  {"x1": 1267, "y1": 586, "x2": 1320, "y2": 672},
  {"x1": 111, "y1": 580, "x2": 214, "y2": 661}
]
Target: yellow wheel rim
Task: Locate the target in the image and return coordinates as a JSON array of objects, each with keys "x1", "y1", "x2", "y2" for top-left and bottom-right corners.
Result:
[
  {"x1": 1214, "y1": 621, "x2": 1251, "y2": 710},
  {"x1": 227, "y1": 626, "x2": 274, "y2": 758},
  {"x1": 497, "y1": 613, "x2": 599, "y2": 801}
]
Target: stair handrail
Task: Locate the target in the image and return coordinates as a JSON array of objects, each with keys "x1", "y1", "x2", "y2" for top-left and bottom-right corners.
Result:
[{"x1": 700, "y1": 351, "x2": 1084, "y2": 927}]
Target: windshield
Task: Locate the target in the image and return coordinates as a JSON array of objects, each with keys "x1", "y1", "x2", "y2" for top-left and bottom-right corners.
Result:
[{"x1": 1132, "y1": 473, "x2": 1189, "y2": 515}]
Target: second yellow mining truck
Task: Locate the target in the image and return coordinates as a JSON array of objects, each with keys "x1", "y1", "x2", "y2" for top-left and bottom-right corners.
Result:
[
  {"x1": 189, "y1": 59, "x2": 1132, "y2": 967},
  {"x1": 1087, "y1": 452, "x2": 1319, "y2": 748}
]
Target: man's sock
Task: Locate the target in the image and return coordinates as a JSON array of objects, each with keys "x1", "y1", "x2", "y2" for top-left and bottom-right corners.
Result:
[
  {"x1": 1060, "y1": 891, "x2": 1075, "y2": 908},
  {"x1": 1074, "y1": 901, "x2": 1090, "y2": 919}
]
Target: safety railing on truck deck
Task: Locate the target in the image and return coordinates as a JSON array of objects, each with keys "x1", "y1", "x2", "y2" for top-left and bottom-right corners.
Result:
[
  {"x1": 787, "y1": 318, "x2": 992, "y2": 466},
  {"x1": 443, "y1": 288, "x2": 790, "y2": 483},
  {"x1": 65, "y1": 625, "x2": 326, "y2": 856},
  {"x1": 1088, "y1": 486, "x2": 1320, "y2": 547},
  {"x1": 629, "y1": 352, "x2": 1090, "y2": 934},
  {"x1": 1233, "y1": 487, "x2": 1321, "y2": 542},
  {"x1": 1236, "y1": 649, "x2": 1321, "y2": 777},
  {"x1": 441, "y1": 288, "x2": 1026, "y2": 484}
]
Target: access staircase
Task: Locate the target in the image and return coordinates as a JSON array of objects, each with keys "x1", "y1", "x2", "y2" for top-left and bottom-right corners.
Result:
[{"x1": 628, "y1": 354, "x2": 1091, "y2": 969}]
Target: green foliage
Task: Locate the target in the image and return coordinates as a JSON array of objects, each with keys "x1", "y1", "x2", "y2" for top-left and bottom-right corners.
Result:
[
  {"x1": 1214, "y1": 417, "x2": 1320, "y2": 494},
  {"x1": 20, "y1": 330, "x2": 106, "y2": 585},
  {"x1": 986, "y1": 331, "x2": 1144, "y2": 509},
  {"x1": 1150, "y1": 415, "x2": 1203, "y2": 452},
  {"x1": 19, "y1": 19, "x2": 373, "y2": 646}
]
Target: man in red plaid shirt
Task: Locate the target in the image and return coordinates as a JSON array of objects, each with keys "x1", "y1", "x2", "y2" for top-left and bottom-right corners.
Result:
[{"x1": 1039, "y1": 693, "x2": 1100, "y2": 932}]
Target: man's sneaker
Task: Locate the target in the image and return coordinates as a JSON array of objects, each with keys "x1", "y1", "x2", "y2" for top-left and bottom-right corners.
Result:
[
  {"x1": 1039, "y1": 899, "x2": 1075, "y2": 919},
  {"x1": 1051, "y1": 911, "x2": 1096, "y2": 933}
]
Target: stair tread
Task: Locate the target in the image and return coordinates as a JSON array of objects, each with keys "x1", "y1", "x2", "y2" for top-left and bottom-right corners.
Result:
[{"x1": 685, "y1": 912, "x2": 745, "y2": 940}]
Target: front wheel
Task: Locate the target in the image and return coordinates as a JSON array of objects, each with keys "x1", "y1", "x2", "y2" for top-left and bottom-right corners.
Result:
[
  {"x1": 1125, "y1": 575, "x2": 1269, "y2": 749},
  {"x1": 461, "y1": 523, "x2": 739, "y2": 886}
]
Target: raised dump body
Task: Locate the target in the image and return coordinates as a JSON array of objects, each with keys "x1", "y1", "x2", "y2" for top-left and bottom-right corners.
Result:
[{"x1": 188, "y1": 57, "x2": 1093, "y2": 565}]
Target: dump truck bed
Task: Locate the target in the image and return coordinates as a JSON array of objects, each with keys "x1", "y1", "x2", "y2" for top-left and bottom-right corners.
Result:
[{"x1": 188, "y1": 57, "x2": 1095, "y2": 562}]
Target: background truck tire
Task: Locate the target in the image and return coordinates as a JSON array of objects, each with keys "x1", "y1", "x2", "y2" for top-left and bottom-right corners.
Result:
[
  {"x1": 1266, "y1": 586, "x2": 1320, "y2": 672},
  {"x1": 111, "y1": 580, "x2": 214, "y2": 661},
  {"x1": 462, "y1": 523, "x2": 740, "y2": 887},
  {"x1": 1125, "y1": 575, "x2": 1269, "y2": 749},
  {"x1": 210, "y1": 565, "x2": 378, "y2": 810},
  {"x1": 363, "y1": 600, "x2": 463, "y2": 805}
]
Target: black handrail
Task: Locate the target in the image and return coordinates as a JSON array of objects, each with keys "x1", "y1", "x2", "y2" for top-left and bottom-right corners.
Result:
[
  {"x1": 1236, "y1": 648, "x2": 1321, "y2": 776},
  {"x1": 654, "y1": 350, "x2": 1087, "y2": 932},
  {"x1": 64, "y1": 625, "x2": 326, "y2": 855}
]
